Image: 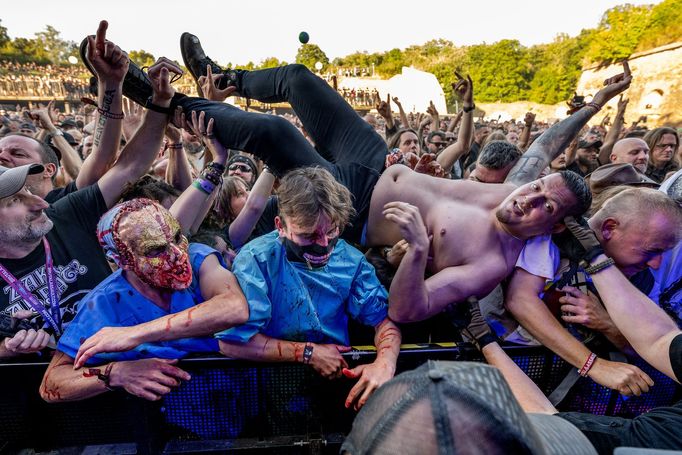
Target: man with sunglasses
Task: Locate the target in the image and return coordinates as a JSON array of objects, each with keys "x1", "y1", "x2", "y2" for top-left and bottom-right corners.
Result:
[
  {"x1": 426, "y1": 131, "x2": 447, "y2": 155},
  {"x1": 227, "y1": 154, "x2": 258, "y2": 187}
]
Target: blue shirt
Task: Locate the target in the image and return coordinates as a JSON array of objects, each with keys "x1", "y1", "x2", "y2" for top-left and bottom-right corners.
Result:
[
  {"x1": 216, "y1": 231, "x2": 388, "y2": 345},
  {"x1": 58, "y1": 243, "x2": 222, "y2": 365}
]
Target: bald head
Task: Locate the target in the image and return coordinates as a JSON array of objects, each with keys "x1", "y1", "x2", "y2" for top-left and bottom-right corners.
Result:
[{"x1": 610, "y1": 138, "x2": 649, "y2": 174}]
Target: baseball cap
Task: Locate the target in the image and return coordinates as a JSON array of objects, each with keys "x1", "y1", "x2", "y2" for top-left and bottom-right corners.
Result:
[
  {"x1": 587, "y1": 163, "x2": 659, "y2": 194},
  {"x1": 0, "y1": 163, "x2": 44, "y2": 199},
  {"x1": 659, "y1": 168, "x2": 682, "y2": 205},
  {"x1": 19, "y1": 122, "x2": 37, "y2": 132},
  {"x1": 341, "y1": 361, "x2": 596, "y2": 455},
  {"x1": 60, "y1": 118, "x2": 78, "y2": 129},
  {"x1": 577, "y1": 139, "x2": 603, "y2": 150}
]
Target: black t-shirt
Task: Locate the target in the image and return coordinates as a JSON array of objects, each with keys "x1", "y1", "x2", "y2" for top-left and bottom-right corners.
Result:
[
  {"x1": 44, "y1": 181, "x2": 78, "y2": 204},
  {"x1": 565, "y1": 161, "x2": 589, "y2": 178},
  {"x1": 0, "y1": 184, "x2": 111, "y2": 331},
  {"x1": 671, "y1": 333, "x2": 682, "y2": 383}
]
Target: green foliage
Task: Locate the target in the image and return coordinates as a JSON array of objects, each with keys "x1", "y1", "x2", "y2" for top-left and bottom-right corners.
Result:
[
  {"x1": 2, "y1": 1, "x2": 681, "y2": 104},
  {"x1": 129, "y1": 50, "x2": 156, "y2": 67},
  {"x1": 295, "y1": 44, "x2": 329, "y2": 71}
]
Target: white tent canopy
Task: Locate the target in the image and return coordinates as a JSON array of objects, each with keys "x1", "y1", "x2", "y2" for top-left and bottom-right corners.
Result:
[{"x1": 338, "y1": 67, "x2": 447, "y2": 114}]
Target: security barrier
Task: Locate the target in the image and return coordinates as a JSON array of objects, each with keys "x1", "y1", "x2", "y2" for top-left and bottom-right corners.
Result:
[{"x1": 0, "y1": 344, "x2": 678, "y2": 454}]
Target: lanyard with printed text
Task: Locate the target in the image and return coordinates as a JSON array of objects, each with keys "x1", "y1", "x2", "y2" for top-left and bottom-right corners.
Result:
[{"x1": 0, "y1": 238, "x2": 62, "y2": 336}]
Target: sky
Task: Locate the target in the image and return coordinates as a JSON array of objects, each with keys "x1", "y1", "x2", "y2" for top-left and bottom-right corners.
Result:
[{"x1": 2, "y1": 0, "x2": 657, "y2": 66}]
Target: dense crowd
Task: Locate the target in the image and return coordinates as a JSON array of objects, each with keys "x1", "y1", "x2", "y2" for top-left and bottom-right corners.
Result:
[
  {"x1": 0, "y1": 61, "x2": 91, "y2": 99},
  {"x1": 1, "y1": 20, "x2": 682, "y2": 454}
]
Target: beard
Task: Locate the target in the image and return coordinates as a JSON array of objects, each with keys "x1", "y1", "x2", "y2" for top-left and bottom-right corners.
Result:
[{"x1": 0, "y1": 216, "x2": 53, "y2": 245}]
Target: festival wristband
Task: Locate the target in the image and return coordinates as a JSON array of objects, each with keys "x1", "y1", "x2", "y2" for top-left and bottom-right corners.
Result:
[
  {"x1": 578, "y1": 352, "x2": 598, "y2": 377},
  {"x1": 192, "y1": 179, "x2": 214, "y2": 195}
]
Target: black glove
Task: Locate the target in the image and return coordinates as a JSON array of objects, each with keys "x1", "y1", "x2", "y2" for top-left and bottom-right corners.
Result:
[
  {"x1": 563, "y1": 216, "x2": 603, "y2": 265},
  {"x1": 447, "y1": 297, "x2": 497, "y2": 351}
]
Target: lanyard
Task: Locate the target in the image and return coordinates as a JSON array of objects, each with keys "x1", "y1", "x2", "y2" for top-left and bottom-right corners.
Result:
[{"x1": 0, "y1": 238, "x2": 62, "y2": 336}]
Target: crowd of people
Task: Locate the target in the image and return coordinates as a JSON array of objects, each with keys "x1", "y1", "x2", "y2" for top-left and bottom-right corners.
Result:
[
  {"x1": 0, "y1": 61, "x2": 91, "y2": 100},
  {"x1": 1, "y1": 20, "x2": 682, "y2": 453}
]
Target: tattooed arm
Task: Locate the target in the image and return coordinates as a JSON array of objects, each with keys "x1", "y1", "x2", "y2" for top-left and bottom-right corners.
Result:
[
  {"x1": 77, "y1": 20, "x2": 127, "y2": 189},
  {"x1": 505, "y1": 61, "x2": 632, "y2": 187}
]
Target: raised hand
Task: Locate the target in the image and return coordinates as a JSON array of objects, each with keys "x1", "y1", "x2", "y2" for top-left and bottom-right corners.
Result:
[
  {"x1": 121, "y1": 97, "x2": 144, "y2": 140},
  {"x1": 186, "y1": 110, "x2": 227, "y2": 163},
  {"x1": 147, "y1": 57, "x2": 183, "y2": 105},
  {"x1": 86, "y1": 20, "x2": 129, "y2": 84},
  {"x1": 376, "y1": 93, "x2": 392, "y2": 120},
  {"x1": 617, "y1": 94, "x2": 629, "y2": 112},
  {"x1": 591, "y1": 61, "x2": 632, "y2": 108},
  {"x1": 452, "y1": 72, "x2": 473, "y2": 105},
  {"x1": 524, "y1": 111, "x2": 536, "y2": 127},
  {"x1": 391, "y1": 96, "x2": 402, "y2": 108},
  {"x1": 426, "y1": 100, "x2": 438, "y2": 117},
  {"x1": 198, "y1": 65, "x2": 236, "y2": 102}
]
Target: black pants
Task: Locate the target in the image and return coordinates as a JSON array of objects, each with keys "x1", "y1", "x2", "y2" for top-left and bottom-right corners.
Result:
[{"x1": 178, "y1": 64, "x2": 388, "y2": 243}]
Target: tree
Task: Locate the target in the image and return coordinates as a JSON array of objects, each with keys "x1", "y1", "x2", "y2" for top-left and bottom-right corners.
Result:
[
  {"x1": 35, "y1": 25, "x2": 70, "y2": 65},
  {"x1": 295, "y1": 44, "x2": 329, "y2": 71},
  {"x1": 129, "y1": 50, "x2": 156, "y2": 67},
  {"x1": 258, "y1": 57, "x2": 288, "y2": 69}
]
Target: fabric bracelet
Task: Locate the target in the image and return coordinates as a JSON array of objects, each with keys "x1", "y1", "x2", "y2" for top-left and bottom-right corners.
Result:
[
  {"x1": 192, "y1": 178, "x2": 215, "y2": 195},
  {"x1": 578, "y1": 352, "x2": 597, "y2": 377},
  {"x1": 97, "y1": 108, "x2": 125, "y2": 120}
]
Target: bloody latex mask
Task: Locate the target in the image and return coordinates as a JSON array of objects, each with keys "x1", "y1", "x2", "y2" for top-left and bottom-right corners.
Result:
[{"x1": 98, "y1": 199, "x2": 192, "y2": 290}]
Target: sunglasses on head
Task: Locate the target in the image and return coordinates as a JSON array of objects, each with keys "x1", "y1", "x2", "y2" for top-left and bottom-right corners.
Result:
[{"x1": 229, "y1": 164, "x2": 253, "y2": 173}]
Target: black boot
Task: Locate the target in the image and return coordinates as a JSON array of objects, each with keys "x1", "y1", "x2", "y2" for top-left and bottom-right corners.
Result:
[
  {"x1": 79, "y1": 37, "x2": 153, "y2": 107},
  {"x1": 180, "y1": 32, "x2": 239, "y2": 97}
]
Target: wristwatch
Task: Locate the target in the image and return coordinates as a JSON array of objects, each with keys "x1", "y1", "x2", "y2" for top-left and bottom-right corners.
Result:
[{"x1": 463, "y1": 104, "x2": 475, "y2": 113}]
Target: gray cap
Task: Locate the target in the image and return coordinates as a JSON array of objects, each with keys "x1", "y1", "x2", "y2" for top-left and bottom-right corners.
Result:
[
  {"x1": 341, "y1": 361, "x2": 597, "y2": 455},
  {"x1": 0, "y1": 163, "x2": 44, "y2": 199}
]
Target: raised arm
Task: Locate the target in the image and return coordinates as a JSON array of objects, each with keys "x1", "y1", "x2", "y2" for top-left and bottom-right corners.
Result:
[
  {"x1": 392, "y1": 96, "x2": 409, "y2": 129},
  {"x1": 228, "y1": 168, "x2": 276, "y2": 249},
  {"x1": 437, "y1": 73, "x2": 473, "y2": 173},
  {"x1": 77, "y1": 20, "x2": 127, "y2": 189},
  {"x1": 598, "y1": 95, "x2": 628, "y2": 165},
  {"x1": 170, "y1": 110, "x2": 228, "y2": 233},
  {"x1": 426, "y1": 100, "x2": 440, "y2": 133},
  {"x1": 96, "y1": 57, "x2": 181, "y2": 208},
  {"x1": 517, "y1": 112, "x2": 535, "y2": 151},
  {"x1": 446, "y1": 109, "x2": 463, "y2": 133},
  {"x1": 31, "y1": 104, "x2": 83, "y2": 180},
  {"x1": 376, "y1": 93, "x2": 394, "y2": 132},
  {"x1": 73, "y1": 253, "x2": 248, "y2": 368},
  {"x1": 164, "y1": 122, "x2": 193, "y2": 191},
  {"x1": 505, "y1": 61, "x2": 632, "y2": 186}
]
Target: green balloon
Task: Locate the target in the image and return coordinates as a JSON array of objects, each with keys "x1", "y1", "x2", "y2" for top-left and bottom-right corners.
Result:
[{"x1": 298, "y1": 31, "x2": 310, "y2": 44}]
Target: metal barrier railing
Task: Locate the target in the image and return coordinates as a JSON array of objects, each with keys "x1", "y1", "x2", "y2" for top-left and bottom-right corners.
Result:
[{"x1": 0, "y1": 344, "x2": 678, "y2": 454}]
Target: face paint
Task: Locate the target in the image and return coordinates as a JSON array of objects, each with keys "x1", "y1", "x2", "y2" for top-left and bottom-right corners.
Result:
[
  {"x1": 116, "y1": 202, "x2": 193, "y2": 290},
  {"x1": 282, "y1": 236, "x2": 338, "y2": 268}
]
